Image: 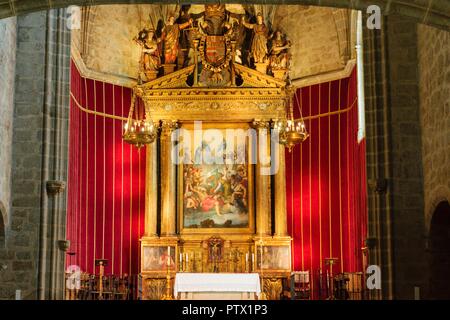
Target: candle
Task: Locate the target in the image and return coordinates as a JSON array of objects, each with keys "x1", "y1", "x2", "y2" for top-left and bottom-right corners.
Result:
[
  {"x1": 260, "y1": 243, "x2": 263, "y2": 272},
  {"x1": 186, "y1": 253, "x2": 189, "y2": 263},
  {"x1": 245, "y1": 253, "x2": 249, "y2": 273},
  {"x1": 168, "y1": 246, "x2": 171, "y2": 266},
  {"x1": 180, "y1": 253, "x2": 182, "y2": 265}
]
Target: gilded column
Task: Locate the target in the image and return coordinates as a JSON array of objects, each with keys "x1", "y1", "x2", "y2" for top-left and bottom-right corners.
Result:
[
  {"x1": 160, "y1": 120, "x2": 178, "y2": 236},
  {"x1": 253, "y1": 120, "x2": 271, "y2": 236},
  {"x1": 274, "y1": 143, "x2": 288, "y2": 237},
  {"x1": 144, "y1": 137, "x2": 158, "y2": 237}
]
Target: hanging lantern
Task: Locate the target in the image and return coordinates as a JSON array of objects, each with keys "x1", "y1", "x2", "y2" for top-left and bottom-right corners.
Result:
[
  {"x1": 123, "y1": 90, "x2": 157, "y2": 148},
  {"x1": 274, "y1": 85, "x2": 308, "y2": 152}
]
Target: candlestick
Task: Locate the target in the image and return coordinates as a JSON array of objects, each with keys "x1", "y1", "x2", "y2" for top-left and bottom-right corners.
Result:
[
  {"x1": 180, "y1": 253, "x2": 183, "y2": 271},
  {"x1": 168, "y1": 246, "x2": 171, "y2": 267},
  {"x1": 200, "y1": 252, "x2": 203, "y2": 272},
  {"x1": 245, "y1": 253, "x2": 249, "y2": 273},
  {"x1": 259, "y1": 240, "x2": 267, "y2": 300},
  {"x1": 252, "y1": 253, "x2": 255, "y2": 272},
  {"x1": 161, "y1": 262, "x2": 173, "y2": 300}
]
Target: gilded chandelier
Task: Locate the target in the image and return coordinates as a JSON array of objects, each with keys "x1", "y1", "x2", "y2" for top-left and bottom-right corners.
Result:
[
  {"x1": 123, "y1": 91, "x2": 157, "y2": 148},
  {"x1": 274, "y1": 85, "x2": 309, "y2": 152}
]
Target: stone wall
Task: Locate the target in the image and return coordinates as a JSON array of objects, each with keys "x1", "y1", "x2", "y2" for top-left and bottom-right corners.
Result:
[
  {"x1": 273, "y1": 6, "x2": 351, "y2": 79},
  {"x1": 374, "y1": 15, "x2": 450, "y2": 300},
  {"x1": 0, "y1": 9, "x2": 70, "y2": 300},
  {"x1": 0, "y1": 17, "x2": 16, "y2": 235},
  {"x1": 417, "y1": 25, "x2": 450, "y2": 232},
  {"x1": 363, "y1": 14, "x2": 439, "y2": 299},
  {"x1": 0, "y1": 12, "x2": 48, "y2": 300},
  {"x1": 385, "y1": 15, "x2": 427, "y2": 300}
]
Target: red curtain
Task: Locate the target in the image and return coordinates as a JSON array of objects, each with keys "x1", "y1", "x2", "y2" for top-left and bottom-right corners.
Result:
[
  {"x1": 67, "y1": 61, "x2": 146, "y2": 276},
  {"x1": 286, "y1": 68, "x2": 367, "y2": 297}
]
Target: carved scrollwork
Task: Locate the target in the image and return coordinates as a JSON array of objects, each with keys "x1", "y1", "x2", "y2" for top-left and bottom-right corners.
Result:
[
  {"x1": 145, "y1": 278, "x2": 167, "y2": 300},
  {"x1": 148, "y1": 100, "x2": 285, "y2": 113},
  {"x1": 160, "y1": 120, "x2": 178, "y2": 135},
  {"x1": 252, "y1": 120, "x2": 271, "y2": 130},
  {"x1": 262, "y1": 278, "x2": 283, "y2": 300},
  {"x1": 142, "y1": 98, "x2": 285, "y2": 122}
]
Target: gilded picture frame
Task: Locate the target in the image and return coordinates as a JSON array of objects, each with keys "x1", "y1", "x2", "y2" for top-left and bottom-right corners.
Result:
[{"x1": 177, "y1": 122, "x2": 255, "y2": 235}]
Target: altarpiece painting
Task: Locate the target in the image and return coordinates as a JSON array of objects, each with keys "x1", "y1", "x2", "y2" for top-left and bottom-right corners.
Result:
[{"x1": 178, "y1": 123, "x2": 254, "y2": 233}]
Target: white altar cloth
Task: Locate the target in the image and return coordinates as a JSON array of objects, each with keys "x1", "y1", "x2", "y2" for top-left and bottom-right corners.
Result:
[{"x1": 174, "y1": 273, "x2": 261, "y2": 298}]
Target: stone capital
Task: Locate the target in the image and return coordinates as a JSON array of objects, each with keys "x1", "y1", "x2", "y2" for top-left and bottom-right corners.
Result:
[{"x1": 46, "y1": 180, "x2": 66, "y2": 196}]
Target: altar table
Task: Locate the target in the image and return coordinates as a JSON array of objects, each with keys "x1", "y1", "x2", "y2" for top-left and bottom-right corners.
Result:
[{"x1": 174, "y1": 273, "x2": 261, "y2": 300}]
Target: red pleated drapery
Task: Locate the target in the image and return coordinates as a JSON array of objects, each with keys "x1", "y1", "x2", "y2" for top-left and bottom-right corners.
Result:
[
  {"x1": 66, "y1": 61, "x2": 146, "y2": 276},
  {"x1": 286, "y1": 68, "x2": 367, "y2": 297}
]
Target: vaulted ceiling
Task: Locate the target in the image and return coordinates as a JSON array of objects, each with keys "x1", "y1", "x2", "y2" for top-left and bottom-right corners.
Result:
[{"x1": 1, "y1": 1, "x2": 449, "y2": 30}]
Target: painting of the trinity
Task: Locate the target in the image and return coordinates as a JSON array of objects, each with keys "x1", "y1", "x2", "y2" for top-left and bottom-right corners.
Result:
[{"x1": 181, "y1": 128, "x2": 250, "y2": 229}]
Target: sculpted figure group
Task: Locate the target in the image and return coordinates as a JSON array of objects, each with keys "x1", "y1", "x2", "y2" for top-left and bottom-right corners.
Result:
[{"x1": 134, "y1": 5, "x2": 292, "y2": 81}]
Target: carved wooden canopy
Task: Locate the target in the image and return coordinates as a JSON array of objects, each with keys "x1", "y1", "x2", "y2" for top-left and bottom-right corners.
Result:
[{"x1": 135, "y1": 63, "x2": 288, "y2": 122}]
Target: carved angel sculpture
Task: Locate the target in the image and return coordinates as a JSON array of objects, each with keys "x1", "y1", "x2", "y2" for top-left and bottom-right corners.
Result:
[
  {"x1": 269, "y1": 30, "x2": 292, "y2": 70},
  {"x1": 134, "y1": 28, "x2": 161, "y2": 80},
  {"x1": 241, "y1": 13, "x2": 269, "y2": 64},
  {"x1": 161, "y1": 15, "x2": 193, "y2": 64}
]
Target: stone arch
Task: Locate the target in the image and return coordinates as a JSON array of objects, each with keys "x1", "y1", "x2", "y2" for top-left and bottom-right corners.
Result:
[
  {"x1": 0, "y1": 201, "x2": 6, "y2": 247},
  {"x1": 0, "y1": 1, "x2": 449, "y2": 30},
  {"x1": 425, "y1": 185, "x2": 450, "y2": 233},
  {"x1": 427, "y1": 200, "x2": 450, "y2": 299}
]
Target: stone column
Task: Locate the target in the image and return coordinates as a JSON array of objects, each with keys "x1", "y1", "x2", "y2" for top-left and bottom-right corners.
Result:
[
  {"x1": 43, "y1": 9, "x2": 71, "y2": 300},
  {"x1": 144, "y1": 138, "x2": 158, "y2": 237},
  {"x1": 253, "y1": 120, "x2": 271, "y2": 236},
  {"x1": 274, "y1": 145, "x2": 288, "y2": 237},
  {"x1": 160, "y1": 120, "x2": 178, "y2": 236}
]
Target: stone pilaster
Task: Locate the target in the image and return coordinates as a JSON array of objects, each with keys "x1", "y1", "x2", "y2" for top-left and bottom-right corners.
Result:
[
  {"x1": 0, "y1": 17, "x2": 16, "y2": 236},
  {"x1": 363, "y1": 14, "x2": 394, "y2": 300},
  {"x1": 0, "y1": 9, "x2": 70, "y2": 300},
  {"x1": 39, "y1": 9, "x2": 71, "y2": 300}
]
